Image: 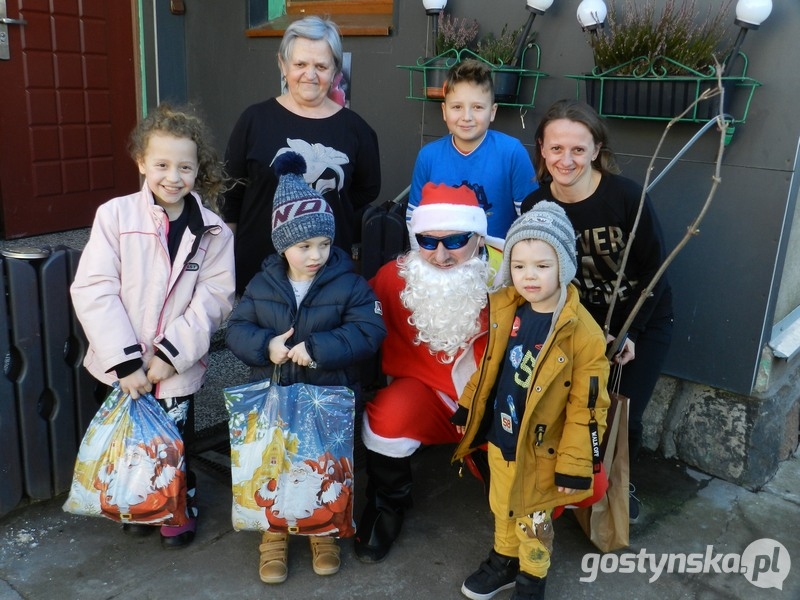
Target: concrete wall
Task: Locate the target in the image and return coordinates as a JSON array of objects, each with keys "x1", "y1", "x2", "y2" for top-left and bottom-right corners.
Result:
[{"x1": 172, "y1": 0, "x2": 800, "y2": 487}]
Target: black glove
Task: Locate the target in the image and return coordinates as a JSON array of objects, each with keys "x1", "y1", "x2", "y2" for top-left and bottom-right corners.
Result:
[{"x1": 450, "y1": 405, "x2": 468, "y2": 427}]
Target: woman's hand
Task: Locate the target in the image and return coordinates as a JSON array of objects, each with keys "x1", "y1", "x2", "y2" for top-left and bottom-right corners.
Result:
[
  {"x1": 614, "y1": 337, "x2": 635, "y2": 365},
  {"x1": 558, "y1": 486, "x2": 578, "y2": 495},
  {"x1": 607, "y1": 334, "x2": 635, "y2": 365}
]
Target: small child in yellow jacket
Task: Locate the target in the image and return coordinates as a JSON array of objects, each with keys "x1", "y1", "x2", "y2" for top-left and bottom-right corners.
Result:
[{"x1": 452, "y1": 202, "x2": 610, "y2": 600}]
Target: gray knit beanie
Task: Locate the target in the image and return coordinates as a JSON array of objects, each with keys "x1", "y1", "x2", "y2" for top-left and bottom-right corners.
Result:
[
  {"x1": 271, "y1": 151, "x2": 335, "y2": 254},
  {"x1": 501, "y1": 201, "x2": 578, "y2": 287}
]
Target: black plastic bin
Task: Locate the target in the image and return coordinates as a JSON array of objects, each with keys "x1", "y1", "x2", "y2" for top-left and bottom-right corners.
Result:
[{"x1": 0, "y1": 247, "x2": 96, "y2": 518}]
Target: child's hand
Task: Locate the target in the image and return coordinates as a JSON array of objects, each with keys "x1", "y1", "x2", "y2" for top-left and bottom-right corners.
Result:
[
  {"x1": 287, "y1": 341, "x2": 314, "y2": 367},
  {"x1": 558, "y1": 486, "x2": 578, "y2": 495},
  {"x1": 449, "y1": 406, "x2": 468, "y2": 436},
  {"x1": 268, "y1": 328, "x2": 294, "y2": 364},
  {"x1": 147, "y1": 355, "x2": 175, "y2": 385},
  {"x1": 119, "y1": 368, "x2": 152, "y2": 399}
]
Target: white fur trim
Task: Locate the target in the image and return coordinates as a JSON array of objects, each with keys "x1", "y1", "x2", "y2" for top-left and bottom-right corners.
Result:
[
  {"x1": 361, "y1": 414, "x2": 421, "y2": 458},
  {"x1": 450, "y1": 334, "x2": 485, "y2": 399},
  {"x1": 410, "y1": 203, "x2": 487, "y2": 236}
]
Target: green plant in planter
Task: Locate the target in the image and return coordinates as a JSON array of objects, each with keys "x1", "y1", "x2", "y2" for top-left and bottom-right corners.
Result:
[
  {"x1": 476, "y1": 24, "x2": 530, "y2": 104},
  {"x1": 422, "y1": 12, "x2": 479, "y2": 100},
  {"x1": 476, "y1": 24, "x2": 527, "y2": 66},
  {"x1": 590, "y1": 0, "x2": 734, "y2": 76},
  {"x1": 435, "y1": 12, "x2": 480, "y2": 55}
]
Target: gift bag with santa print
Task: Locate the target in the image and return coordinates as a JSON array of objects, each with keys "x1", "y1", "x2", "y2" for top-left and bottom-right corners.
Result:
[
  {"x1": 63, "y1": 385, "x2": 188, "y2": 526},
  {"x1": 224, "y1": 375, "x2": 356, "y2": 537}
]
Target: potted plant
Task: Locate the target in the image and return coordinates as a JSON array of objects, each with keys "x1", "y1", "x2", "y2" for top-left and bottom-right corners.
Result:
[
  {"x1": 423, "y1": 12, "x2": 479, "y2": 99},
  {"x1": 399, "y1": 7, "x2": 548, "y2": 108},
  {"x1": 476, "y1": 24, "x2": 528, "y2": 103},
  {"x1": 571, "y1": 0, "x2": 759, "y2": 121},
  {"x1": 591, "y1": 0, "x2": 732, "y2": 76}
]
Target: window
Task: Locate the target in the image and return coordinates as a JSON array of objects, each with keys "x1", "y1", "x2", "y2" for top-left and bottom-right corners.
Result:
[{"x1": 247, "y1": 0, "x2": 394, "y2": 37}]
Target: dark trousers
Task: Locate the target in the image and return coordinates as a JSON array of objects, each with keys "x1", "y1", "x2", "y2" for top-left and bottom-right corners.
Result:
[{"x1": 617, "y1": 311, "x2": 673, "y2": 462}]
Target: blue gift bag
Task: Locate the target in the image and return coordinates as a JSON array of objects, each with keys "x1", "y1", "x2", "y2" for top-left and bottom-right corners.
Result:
[
  {"x1": 63, "y1": 385, "x2": 188, "y2": 526},
  {"x1": 224, "y1": 376, "x2": 355, "y2": 537}
]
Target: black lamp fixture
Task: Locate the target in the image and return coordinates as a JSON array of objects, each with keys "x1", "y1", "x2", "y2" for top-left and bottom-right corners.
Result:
[{"x1": 510, "y1": 0, "x2": 554, "y2": 67}]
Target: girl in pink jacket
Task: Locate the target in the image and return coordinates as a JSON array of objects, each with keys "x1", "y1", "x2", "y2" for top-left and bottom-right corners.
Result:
[{"x1": 70, "y1": 104, "x2": 235, "y2": 548}]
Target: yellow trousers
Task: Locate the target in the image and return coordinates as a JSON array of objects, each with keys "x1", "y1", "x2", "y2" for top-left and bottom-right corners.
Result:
[{"x1": 488, "y1": 443, "x2": 554, "y2": 578}]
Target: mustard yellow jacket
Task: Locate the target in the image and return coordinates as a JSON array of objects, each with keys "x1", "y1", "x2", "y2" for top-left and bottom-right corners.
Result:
[{"x1": 453, "y1": 284, "x2": 610, "y2": 517}]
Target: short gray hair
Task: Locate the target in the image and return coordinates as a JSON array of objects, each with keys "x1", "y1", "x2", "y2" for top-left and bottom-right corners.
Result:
[{"x1": 278, "y1": 16, "x2": 343, "y2": 74}]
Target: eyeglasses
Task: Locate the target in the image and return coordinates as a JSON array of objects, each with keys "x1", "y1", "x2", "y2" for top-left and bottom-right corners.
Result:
[{"x1": 415, "y1": 232, "x2": 474, "y2": 251}]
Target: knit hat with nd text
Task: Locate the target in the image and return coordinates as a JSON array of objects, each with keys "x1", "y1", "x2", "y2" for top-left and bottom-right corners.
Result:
[
  {"x1": 409, "y1": 182, "x2": 487, "y2": 236},
  {"x1": 271, "y1": 151, "x2": 335, "y2": 254}
]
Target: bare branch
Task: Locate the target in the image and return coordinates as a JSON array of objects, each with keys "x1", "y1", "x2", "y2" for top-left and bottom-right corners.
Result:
[{"x1": 604, "y1": 68, "x2": 727, "y2": 360}]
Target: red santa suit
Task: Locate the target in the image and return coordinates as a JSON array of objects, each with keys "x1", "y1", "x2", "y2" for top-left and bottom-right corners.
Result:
[
  {"x1": 362, "y1": 261, "x2": 489, "y2": 457},
  {"x1": 354, "y1": 182, "x2": 498, "y2": 563}
]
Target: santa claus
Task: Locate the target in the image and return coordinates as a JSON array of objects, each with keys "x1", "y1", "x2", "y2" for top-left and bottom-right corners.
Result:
[
  {"x1": 95, "y1": 437, "x2": 186, "y2": 525},
  {"x1": 355, "y1": 182, "x2": 502, "y2": 563},
  {"x1": 255, "y1": 452, "x2": 354, "y2": 537}
]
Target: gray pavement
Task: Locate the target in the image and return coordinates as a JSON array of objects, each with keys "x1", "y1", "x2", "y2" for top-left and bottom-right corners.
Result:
[{"x1": 1, "y1": 440, "x2": 798, "y2": 600}]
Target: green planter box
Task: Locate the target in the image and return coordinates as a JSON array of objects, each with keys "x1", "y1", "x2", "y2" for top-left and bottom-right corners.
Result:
[
  {"x1": 398, "y1": 47, "x2": 548, "y2": 109},
  {"x1": 585, "y1": 77, "x2": 723, "y2": 119},
  {"x1": 567, "y1": 55, "x2": 761, "y2": 126}
]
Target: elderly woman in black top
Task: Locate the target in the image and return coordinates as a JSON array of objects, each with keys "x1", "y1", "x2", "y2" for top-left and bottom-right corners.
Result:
[{"x1": 222, "y1": 16, "x2": 381, "y2": 294}]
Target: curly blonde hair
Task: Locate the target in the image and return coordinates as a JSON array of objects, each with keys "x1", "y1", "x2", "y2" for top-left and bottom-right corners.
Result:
[{"x1": 128, "y1": 103, "x2": 228, "y2": 213}]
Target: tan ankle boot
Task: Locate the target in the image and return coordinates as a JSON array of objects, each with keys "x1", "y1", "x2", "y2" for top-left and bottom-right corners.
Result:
[
  {"x1": 259, "y1": 531, "x2": 289, "y2": 583},
  {"x1": 310, "y1": 536, "x2": 340, "y2": 575}
]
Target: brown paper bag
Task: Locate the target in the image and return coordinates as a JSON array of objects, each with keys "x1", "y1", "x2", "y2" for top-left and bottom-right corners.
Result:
[{"x1": 573, "y1": 391, "x2": 630, "y2": 552}]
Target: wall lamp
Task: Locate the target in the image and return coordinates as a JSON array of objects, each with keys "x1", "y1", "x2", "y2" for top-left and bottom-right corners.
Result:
[
  {"x1": 510, "y1": 0, "x2": 554, "y2": 66},
  {"x1": 422, "y1": 0, "x2": 447, "y2": 45},
  {"x1": 723, "y1": 0, "x2": 772, "y2": 76},
  {"x1": 576, "y1": 0, "x2": 607, "y2": 36}
]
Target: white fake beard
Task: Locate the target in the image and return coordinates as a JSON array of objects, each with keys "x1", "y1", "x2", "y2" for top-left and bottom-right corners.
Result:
[{"x1": 399, "y1": 252, "x2": 489, "y2": 363}]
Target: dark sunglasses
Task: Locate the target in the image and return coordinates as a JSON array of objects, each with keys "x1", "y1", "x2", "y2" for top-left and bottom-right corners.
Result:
[{"x1": 415, "y1": 232, "x2": 474, "y2": 251}]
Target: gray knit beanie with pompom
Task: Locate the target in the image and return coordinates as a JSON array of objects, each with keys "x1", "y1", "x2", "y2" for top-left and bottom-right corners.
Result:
[{"x1": 500, "y1": 201, "x2": 578, "y2": 287}]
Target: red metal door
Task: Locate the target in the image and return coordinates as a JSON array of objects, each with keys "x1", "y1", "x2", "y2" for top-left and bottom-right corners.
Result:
[{"x1": 0, "y1": 0, "x2": 139, "y2": 238}]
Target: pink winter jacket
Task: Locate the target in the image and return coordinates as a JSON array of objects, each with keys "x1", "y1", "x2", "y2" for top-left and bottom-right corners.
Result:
[{"x1": 70, "y1": 183, "x2": 235, "y2": 398}]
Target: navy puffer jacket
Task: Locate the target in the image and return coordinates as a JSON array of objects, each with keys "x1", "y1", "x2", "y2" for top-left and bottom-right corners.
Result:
[{"x1": 226, "y1": 246, "x2": 386, "y2": 391}]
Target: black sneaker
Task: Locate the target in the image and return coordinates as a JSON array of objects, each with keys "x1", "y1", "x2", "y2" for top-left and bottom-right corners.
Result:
[
  {"x1": 461, "y1": 549, "x2": 519, "y2": 600},
  {"x1": 160, "y1": 517, "x2": 197, "y2": 549},
  {"x1": 122, "y1": 523, "x2": 156, "y2": 537},
  {"x1": 510, "y1": 572, "x2": 546, "y2": 600},
  {"x1": 629, "y1": 482, "x2": 641, "y2": 524}
]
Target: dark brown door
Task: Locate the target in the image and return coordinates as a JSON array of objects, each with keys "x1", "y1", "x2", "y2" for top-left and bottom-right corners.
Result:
[{"x1": 0, "y1": 0, "x2": 139, "y2": 239}]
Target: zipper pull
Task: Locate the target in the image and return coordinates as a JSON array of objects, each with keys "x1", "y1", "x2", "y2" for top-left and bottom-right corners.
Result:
[{"x1": 535, "y1": 424, "x2": 546, "y2": 446}]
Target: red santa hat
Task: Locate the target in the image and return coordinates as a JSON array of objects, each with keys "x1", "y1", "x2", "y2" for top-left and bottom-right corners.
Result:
[{"x1": 410, "y1": 182, "x2": 487, "y2": 236}]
